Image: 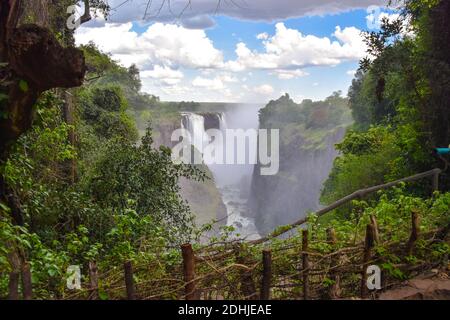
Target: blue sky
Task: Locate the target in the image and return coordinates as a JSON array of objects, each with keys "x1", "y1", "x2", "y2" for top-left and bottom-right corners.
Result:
[
  {"x1": 75, "y1": 0, "x2": 392, "y2": 103},
  {"x1": 200, "y1": 11, "x2": 370, "y2": 100}
]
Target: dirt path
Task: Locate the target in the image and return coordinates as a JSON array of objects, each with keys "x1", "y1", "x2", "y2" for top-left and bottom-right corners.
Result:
[{"x1": 379, "y1": 270, "x2": 450, "y2": 300}]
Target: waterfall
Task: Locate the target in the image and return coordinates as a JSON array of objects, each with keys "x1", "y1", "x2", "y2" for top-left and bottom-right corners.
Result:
[
  {"x1": 180, "y1": 111, "x2": 261, "y2": 240},
  {"x1": 218, "y1": 113, "x2": 227, "y2": 131},
  {"x1": 181, "y1": 112, "x2": 210, "y2": 154}
]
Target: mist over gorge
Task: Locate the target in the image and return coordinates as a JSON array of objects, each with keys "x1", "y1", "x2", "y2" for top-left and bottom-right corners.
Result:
[{"x1": 139, "y1": 92, "x2": 352, "y2": 239}]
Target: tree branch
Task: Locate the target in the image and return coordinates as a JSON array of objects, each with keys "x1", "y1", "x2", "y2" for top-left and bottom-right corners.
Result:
[{"x1": 80, "y1": 0, "x2": 92, "y2": 24}]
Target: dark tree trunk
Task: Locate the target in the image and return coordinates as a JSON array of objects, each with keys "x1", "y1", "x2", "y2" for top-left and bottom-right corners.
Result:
[
  {"x1": 0, "y1": 0, "x2": 86, "y2": 160},
  {"x1": 428, "y1": 1, "x2": 450, "y2": 148}
]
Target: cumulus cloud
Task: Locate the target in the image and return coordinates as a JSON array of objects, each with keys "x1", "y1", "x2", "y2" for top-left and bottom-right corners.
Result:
[
  {"x1": 366, "y1": 10, "x2": 414, "y2": 37},
  {"x1": 192, "y1": 76, "x2": 225, "y2": 90},
  {"x1": 257, "y1": 32, "x2": 269, "y2": 40},
  {"x1": 75, "y1": 10, "x2": 371, "y2": 101},
  {"x1": 226, "y1": 23, "x2": 366, "y2": 74},
  {"x1": 219, "y1": 74, "x2": 239, "y2": 83},
  {"x1": 141, "y1": 65, "x2": 184, "y2": 85},
  {"x1": 76, "y1": 21, "x2": 366, "y2": 78},
  {"x1": 366, "y1": 10, "x2": 401, "y2": 30},
  {"x1": 75, "y1": 22, "x2": 223, "y2": 71},
  {"x1": 254, "y1": 84, "x2": 274, "y2": 95},
  {"x1": 273, "y1": 69, "x2": 309, "y2": 80}
]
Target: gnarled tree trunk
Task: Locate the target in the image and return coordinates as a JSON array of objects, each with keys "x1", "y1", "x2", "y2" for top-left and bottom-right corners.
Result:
[{"x1": 0, "y1": 0, "x2": 86, "y2": 160}]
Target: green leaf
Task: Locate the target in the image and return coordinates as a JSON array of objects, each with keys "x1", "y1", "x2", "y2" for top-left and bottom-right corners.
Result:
[
  {"x1": 19, "y1": 80, "x2": 29, "y2": 92},
  {"x1": 0, "y1": 110, "x2": 8, "y2": 120},
  {"x1": 48, "y1": 268, "x2": 57, "y2": 277},
  {"x1": 0, "y1": 202, "x2": 10, "y2": 213},
  {"x1": 99, "y1": 290, "x2": 109, "y2": 300}
]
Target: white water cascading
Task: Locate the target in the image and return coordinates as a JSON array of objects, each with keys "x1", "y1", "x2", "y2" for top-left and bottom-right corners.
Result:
[
  {"x1": 181, "y1": 112, "x2": 209, "y2": 154},
  {"x1": 181, "y1": 112, "x2": 260, "y2": 240}
]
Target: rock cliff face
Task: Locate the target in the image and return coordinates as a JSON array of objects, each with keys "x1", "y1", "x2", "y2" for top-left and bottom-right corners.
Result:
[
  {"x1": 247, "y1": 94, "x2": 352, "y2": 236},
  {"x1": 179, "y1": 170, "x2": 228, "y2": 227},
  {"x1": 148, "y1": 112, "x2": 227, "y2": 228},
  {"x1": 152, "y1": 119, "x2": 181, "y2": 149},
  {"x1": 200, "y1": 113, "x2": 223, "y2": 131},
  {"x1": 249, "y1": 127, "x2": 345, "y2": 235}
]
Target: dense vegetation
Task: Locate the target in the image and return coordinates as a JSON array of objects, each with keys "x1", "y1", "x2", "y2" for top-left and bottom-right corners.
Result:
[
  {"x1": 249, "y1": 92, "x2": 353, "y2": 235},
  {"x1": 321, "y1": 0, "x2": 450, "y2": 213},
  {"x1": 0, "y1": 37, "x2": 209, "y2": 297},
  {"x1": 0, "y1": 0, "x2": 449, "y2": 300},
  {"x1": 250, "y1": 0, "x2": 450, "y2": 294},
  {"x1": 259, "y1": 92, "x2": 352, "y2": 148}
]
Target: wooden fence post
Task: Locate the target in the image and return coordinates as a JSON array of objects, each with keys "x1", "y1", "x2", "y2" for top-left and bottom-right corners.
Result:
[
  {"x1": 8, "y1": 272, "x2": 20, "y2": 300},
  {"x1": 235, "y1": 245, "x2": 257, "y2": 300},
  {"x1": 302, "y1": 230, "x2": 310, "y2": 300},
  {"x1": 260, "y1": 249, "x2": 272, "y2": 300},
  {"x1": 89, "y1": 261, "x2": 99, "y2": 300},
  {"x1": 327, "y1": 228, "x2": 340, "y2": 299},
  {"x1": 124, "y1": 261, "x2": 136, "y2": 300},
  {"x1": 370, "y1": 215, "x2": 380, "y2": 244},
  {"x1": 406, "y1": 210, "x2": 420, "y2": 256},
  {"x1": 21, "y1": 262, "x2": 32, "y2": 300},
  {"x1": 181, "y1": 243, "x2": 197, "y2": 300},
  {"x1": 432, "y1": 171, "x2": 439, "y2": 193},
  {"x1": 361, "y1": 224, "x2": 376, "y2": 299}
]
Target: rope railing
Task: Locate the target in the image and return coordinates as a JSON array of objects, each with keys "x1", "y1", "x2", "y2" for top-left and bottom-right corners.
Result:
[{"x1": 250, "y1": 168, "x2": 441, "y2": 245}]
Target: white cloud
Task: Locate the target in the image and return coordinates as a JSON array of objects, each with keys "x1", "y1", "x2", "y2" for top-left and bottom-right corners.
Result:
[
  {"x1": 75, "y1": 18, "x2": 369, "y2": 102},
  {"x1": 75, "y1": 22, "x2": 223, "y2": 71},
  {"x1": 254, "y1": 84, "x2": 274, "y2": 95},
  {"x1": 346, "y1": 69, "x2": 357, "y2": 76},
  {"x1": 192, "y1": 76, "x2": 225, "y2": 90},
  {"x1": 332, "y1": 26, "x2": 367, "y2": 59},
  {"x1": 160, "y1": 85, "x2": 191, "y2": 97},
  {"x1": 274, "y1": 69, "x2": 309, "y2": 80},
  {"x1": 79, "y1": 20, "x2": 357, "y2": 87},
  {"x1": 226, "y1": 23, "x2": 366, "y2": 74},
  {"x1": 366, "y1": 10, "x2": 414, "y2": 37},
  {"x1": 141, "y1": 65, "x2": 184, "y2": 85},
  {"x1": 219, "y1": 73, "x2": 239, "y2": 83},
  {"x1": 366, "y1": 11, "x2": 401, "y2": 30},
  {"x1": 292, "y1": 94, "x2": 305, "y2": 103},
  {"x1": 257, "y1": 32, "x2": 269, "y2": 40}
]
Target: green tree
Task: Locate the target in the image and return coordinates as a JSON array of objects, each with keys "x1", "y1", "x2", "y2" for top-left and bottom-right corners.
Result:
[{"x1": 85, "y1": 129, "x2": 207, "y2": 242}]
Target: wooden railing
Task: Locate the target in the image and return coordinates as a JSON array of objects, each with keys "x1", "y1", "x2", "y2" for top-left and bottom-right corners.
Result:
[
  {"x1": 251, "y1": 168, "x2": 442, "y2": 245},
  {"x1": 5, "y1": 168, "x2": 447, "y2": 300}
]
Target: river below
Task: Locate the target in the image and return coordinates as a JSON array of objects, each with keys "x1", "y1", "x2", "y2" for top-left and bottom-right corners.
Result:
[{"x1": 219, "y1": 186, "x2": 260, "y2": 241}]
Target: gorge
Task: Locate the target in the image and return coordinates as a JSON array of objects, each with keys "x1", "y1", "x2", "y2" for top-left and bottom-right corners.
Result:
[{"x1": 146, "y1": 93, "x2": 352, "y2": 239}]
